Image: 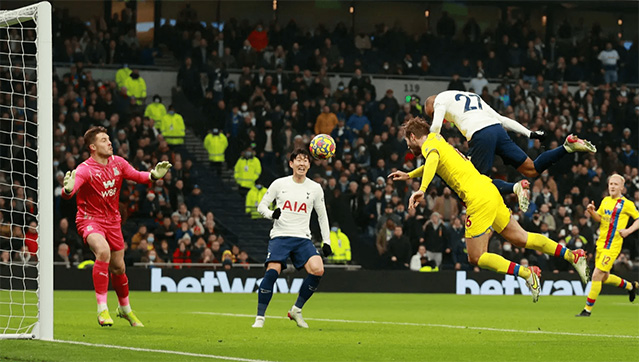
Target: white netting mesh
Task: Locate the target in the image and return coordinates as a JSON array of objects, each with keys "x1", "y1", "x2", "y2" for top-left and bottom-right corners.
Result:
[{"x1": 0, "y1": 4, "x2": 41, "y2": 337}]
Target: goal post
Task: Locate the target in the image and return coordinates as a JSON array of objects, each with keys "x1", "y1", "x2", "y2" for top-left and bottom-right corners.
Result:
[{"x1": 0, "y1": 1, "x2": 52, "y2": 340}]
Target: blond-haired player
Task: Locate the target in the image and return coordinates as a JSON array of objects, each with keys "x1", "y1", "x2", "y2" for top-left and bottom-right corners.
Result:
[
  {"x1": 389, "y1": 117, "x2": 589, "y2": 302},
  {"x1": 577, "y1": 174, "x2": 639, "y2": 316}
]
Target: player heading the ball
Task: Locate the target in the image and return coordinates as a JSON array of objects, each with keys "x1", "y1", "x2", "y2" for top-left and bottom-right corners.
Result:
[{"x1": 389, "y1": 117, "x2": 589, "y2": 303}]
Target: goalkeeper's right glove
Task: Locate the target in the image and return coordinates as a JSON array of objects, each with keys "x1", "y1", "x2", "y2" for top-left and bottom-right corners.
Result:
[
  {"x1": 271, "y1": 208, "x2": 281, "y2": 219},
  {"x1": 63, "y1": 170, "x2": 76, "y2": 194},
  {"x1": 530, "y1": 130, "x2": 546, "y2": 140}
]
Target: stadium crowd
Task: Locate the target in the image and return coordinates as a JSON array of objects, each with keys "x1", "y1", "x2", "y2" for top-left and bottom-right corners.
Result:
[{"x1": 1, "y1": 5, "x2": 637, "y2": 275}]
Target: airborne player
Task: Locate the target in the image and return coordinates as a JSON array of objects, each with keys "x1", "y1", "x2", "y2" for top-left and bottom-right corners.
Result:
[{"x1": 389, "y1": 117, "x2": 589, "y2": 303}]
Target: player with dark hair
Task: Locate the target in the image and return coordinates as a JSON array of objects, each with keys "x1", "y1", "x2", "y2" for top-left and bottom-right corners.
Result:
[
  {"x1": 252, "y1": 148, "x2": 332, "y2": 328},
  {"x1": 577, "y1": 174, "x2": 639, "y2": 316},
  {"x1": 62, "y1": 126, "x2": 172, "y2": 326},
  {"x1": 423, "y1": 91, "x2": 596, "y2": 212},
  {"x1": 389, "y1": 117, "x2": 589, "y2": 302}
]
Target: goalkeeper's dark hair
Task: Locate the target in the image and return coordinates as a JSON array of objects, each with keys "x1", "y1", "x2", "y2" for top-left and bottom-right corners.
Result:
[
  {"x1": 401, "y1": 116, "x2": 431, "y2": 139},
  {"x1": 290, "y1": 147, "x2": 311, "y2": 162},
  {"x1": 84, "y1": 126, "x2": 108, "y2": 150}
]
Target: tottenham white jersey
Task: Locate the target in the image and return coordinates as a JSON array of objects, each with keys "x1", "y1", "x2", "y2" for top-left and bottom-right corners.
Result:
[
  {"x1": 430, "y1": 90, "x2": 505, "y2": 141},
  {"x1": 258, "y1": 175, "x2": 331, "y2": 243}
]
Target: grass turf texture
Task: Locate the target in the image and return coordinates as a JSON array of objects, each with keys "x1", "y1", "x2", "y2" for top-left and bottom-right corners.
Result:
[{"x1": 1, "y1": 291, "x2": 638, "y2": 362}]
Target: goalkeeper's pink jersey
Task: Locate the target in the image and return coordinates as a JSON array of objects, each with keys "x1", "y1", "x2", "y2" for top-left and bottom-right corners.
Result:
[{"x1": 62, "y1": 155, "x2": 150, "y2": 224}]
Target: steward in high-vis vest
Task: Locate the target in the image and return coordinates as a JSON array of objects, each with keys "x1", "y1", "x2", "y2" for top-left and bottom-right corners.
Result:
[
  {"x1": 145, "y1": 94, "x2": 167, "y2": 129},
  {"x1": 234, "y1": 148, "x2": 261, "y2": 196},
  {"x1": 124, "y1": 69, "x2": 147, "y2": 105},
  {"x1": 203, "y1": 128, "x2": 228, "y2": 176},
  {"x1": 245, "y1": 181, "x2": 267, "y2": 219},
  {"x1": 324, "y1": 226, "x2": 351, "y2": 263},
  {"x1": 115, "y1": 65, "x2": 132, "y2": 89},
  {"x1": 161, "y1": 105, "x2": 185, "y2": 146}
]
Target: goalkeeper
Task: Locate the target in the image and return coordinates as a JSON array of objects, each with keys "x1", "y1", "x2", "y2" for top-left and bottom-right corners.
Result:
[{"x1": 62, "y1": 126, "x2": 172, "y2": 327}]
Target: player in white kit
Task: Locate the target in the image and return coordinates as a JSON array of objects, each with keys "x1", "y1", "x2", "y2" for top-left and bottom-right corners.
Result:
[
  {"x1": 251, "y1": 148, "x2": 332, "y2": 328},
  {"x1": 424, "y1": 90, "x2": 596, "y2": 212}
]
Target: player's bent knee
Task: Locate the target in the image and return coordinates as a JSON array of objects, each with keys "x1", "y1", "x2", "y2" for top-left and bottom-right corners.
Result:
[
  {"x1": 110, "y1": 265, "x2": 126, "y2": 275},
  {"x1": 521, "y1": 169, "x2": 539, "y2": 178},
  {"x1": 517, "y1": 159, "x2": 539, "y2": 178},
  {"x1": 467, "y1": 255, "x2": 480, "y2": 266},
  {"x1": 95, "y1": 249, "x2": 110, "y2": 262}
]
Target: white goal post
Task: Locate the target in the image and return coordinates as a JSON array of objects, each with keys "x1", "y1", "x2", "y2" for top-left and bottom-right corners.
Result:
[{"x1": 0, "y1": 1, "x2": 52, "y2": 340}]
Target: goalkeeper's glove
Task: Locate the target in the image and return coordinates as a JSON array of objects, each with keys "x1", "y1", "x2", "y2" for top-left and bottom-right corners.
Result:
[
  {"x1": 530, "y1": 130, "x2": 546, "y2": 140},
  {"x1": 150, "y1": 161, "x2": 172, "y2": 180},
  {"x1": 271, "y1": 208, "x2": 281, "y2": 219},
  {"x1": 63, "y1": 170, "x2": 76, "y2": 194},
  {"x1": 322, "y1": 243, "x2": 333, "y2": 257}
]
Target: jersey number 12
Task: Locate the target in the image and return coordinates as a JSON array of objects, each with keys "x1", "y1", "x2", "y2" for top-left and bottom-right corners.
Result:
[{"x1": 455, "y1": 93, "x2": 483, "y2": 112}]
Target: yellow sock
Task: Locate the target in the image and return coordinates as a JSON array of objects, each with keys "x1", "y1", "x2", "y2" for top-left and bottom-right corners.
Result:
[
  {"x1": 604, "y1": 274, "x2": 633, "y2": 290},
  {"x1": 584, "y1": 281, "x2": 602, "y2": 312},
  {"x1": 477, "y1": 253, "x2": 531, "y2": 279},
  {"x1": 526, "y1": 233, "x2": 573, "y2": 262}
]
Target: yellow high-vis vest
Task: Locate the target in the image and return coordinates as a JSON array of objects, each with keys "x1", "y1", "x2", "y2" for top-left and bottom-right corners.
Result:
[{"x1": 204, "y1": 133, "x2": 228, "y2": 162}]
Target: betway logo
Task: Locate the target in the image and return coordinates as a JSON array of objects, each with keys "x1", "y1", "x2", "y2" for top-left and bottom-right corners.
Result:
[
  {"x1": 456, "y1": 271, "x2": 591, "y2": 296},
  {"x1": 150, "y1": 268, "x2": 304, "y2": 293}
]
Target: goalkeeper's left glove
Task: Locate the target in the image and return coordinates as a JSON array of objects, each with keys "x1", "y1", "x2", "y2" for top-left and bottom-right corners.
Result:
[
  {"x1": 150, "y1": 161, "x2": 172, "y2": 180},
  {"x1": 322, "y1": 243, "x2": 333, "y2": 257}
]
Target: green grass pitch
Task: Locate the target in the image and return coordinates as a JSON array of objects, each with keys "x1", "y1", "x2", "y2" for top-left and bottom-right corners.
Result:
[{"x1": 1, "y1": 291, "x2": 638, "y2": 361}]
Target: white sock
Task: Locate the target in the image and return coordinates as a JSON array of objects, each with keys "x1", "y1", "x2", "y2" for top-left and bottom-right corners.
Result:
[
  {"x1": 97, "y1": 303, "x2": 108, "y2": 313},
  {"x1": 291, "y1": 305, "x2": 302, "y2": 313},
  {"x1": 119, "y1": 304, "x2": 132, "y2": 314},
  {"x1": 255, "y1": 316, "x2": 264, "y2": 320}
]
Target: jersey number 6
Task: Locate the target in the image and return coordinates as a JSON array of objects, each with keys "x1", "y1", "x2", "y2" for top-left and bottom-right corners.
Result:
[{"x1": 455, "y1": 93, "x2": 483, "y2": 113}]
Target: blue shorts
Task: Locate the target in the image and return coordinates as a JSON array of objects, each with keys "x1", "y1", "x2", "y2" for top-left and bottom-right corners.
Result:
[
  {"x1": 265, "y1": 236, "x2": 319, "y2": 270},
  {"x1": 468, "y1": 124, "x2": 528, "y2": 175}
]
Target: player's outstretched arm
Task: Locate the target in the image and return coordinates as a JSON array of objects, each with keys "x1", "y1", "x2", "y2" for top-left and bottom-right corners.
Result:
[
  {"x1": 150, "y1": 161, "x2": 173, "y2": 180},
  {"x1": 388, "y1": 170, "x2": 411, "y2": 181},
  {"x1": 495, "y1": 113, "x2": 533, "y2": 138}
]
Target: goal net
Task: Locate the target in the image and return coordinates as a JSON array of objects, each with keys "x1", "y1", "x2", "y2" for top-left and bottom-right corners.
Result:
[{"x1": 0, "y1": 1, "x2": 52, "y2": 340}]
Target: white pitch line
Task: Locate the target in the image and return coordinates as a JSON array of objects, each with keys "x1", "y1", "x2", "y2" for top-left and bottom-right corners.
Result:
[
  {"x1": 192, "y1": 312, "x2": 639, "y2": 340},
  {"x1": 51, "y1": 339, "x2": 277, "y2": 362}
]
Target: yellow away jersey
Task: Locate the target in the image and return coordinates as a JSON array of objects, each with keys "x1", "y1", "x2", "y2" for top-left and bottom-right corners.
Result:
[
  {"x1": 421, "y1": 133, "x2": 492, "y2": 202},
  {"x1": 596, "y1": 196, "x2": 639, "y2": 250}
]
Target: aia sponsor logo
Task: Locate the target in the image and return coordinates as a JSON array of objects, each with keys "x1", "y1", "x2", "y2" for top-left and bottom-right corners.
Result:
[{"x1": 282, "y1": 200, "x2": 307, "y2": 213}]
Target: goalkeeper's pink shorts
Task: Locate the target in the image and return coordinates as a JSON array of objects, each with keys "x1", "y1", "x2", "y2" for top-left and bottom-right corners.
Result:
[{"x1": 76, "y1": 218, "x2": 125, "y2": 251}]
